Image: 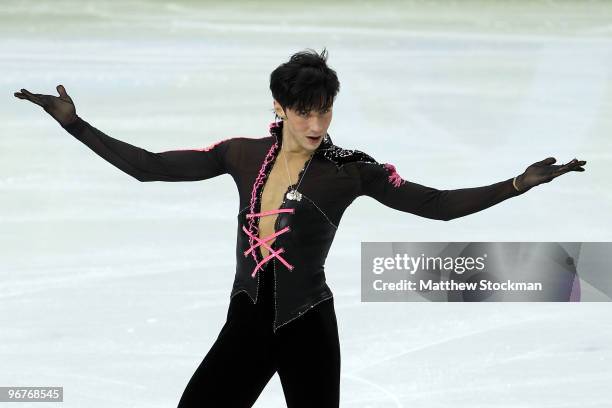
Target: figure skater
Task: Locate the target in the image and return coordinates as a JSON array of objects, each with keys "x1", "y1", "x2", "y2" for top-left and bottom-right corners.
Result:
[{"x1": 14, "y1": 48, "x2": 586, "y2": 407}]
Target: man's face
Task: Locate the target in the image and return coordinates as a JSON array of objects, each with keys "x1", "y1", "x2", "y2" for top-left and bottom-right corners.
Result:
[{"x1": 275, "y1": 100, "x2": 333, "y2": 153}]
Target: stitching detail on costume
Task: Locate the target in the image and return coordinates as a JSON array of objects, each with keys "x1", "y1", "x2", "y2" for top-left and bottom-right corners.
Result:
[
  {"x1": 299, "y1": 193, "x2": 338, "y2": 230},
  {"x1": 230, "y1": 288, "x2": 255, "y2": 304},
  {"x1": 238, "y1": 205, "x2": 250, "y2": 215},
  {"x1": 273, "y1": 294, "x2": 335, "y2": 333}
]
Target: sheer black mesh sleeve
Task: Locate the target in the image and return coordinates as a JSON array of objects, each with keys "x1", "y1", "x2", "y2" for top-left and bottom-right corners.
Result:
[
  {"x1": 62, "y1": 116, "x2": 231, "y2": 182},
  {"x1": 357, "y1": 160, "x2": 526, "y2": 221}
]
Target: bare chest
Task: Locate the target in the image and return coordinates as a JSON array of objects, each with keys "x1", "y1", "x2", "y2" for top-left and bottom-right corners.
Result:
[{"x1": 257, "y1": 156, "x2": 310, "y2": 258}]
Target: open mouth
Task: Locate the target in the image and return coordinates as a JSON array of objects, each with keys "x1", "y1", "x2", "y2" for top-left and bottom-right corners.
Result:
[{"x1": 307, "y1": 135, "x2": 322, "y2": 142}]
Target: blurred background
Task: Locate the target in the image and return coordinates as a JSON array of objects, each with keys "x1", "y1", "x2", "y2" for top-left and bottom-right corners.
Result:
[{"x1": 2, "y1": 1, "x2": 611, "y2": 406}]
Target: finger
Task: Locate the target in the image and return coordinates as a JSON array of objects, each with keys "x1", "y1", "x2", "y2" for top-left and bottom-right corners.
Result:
[
  {"x1": 551, "y1": 166, "x2": 575, "y2": 177},
  {"x1": 16, "y1": 89, "x2": 34, "y2": 100},
  {"x1": 568, "y1": 158, "x2": 587, "y2": 166},
  {"x1": 559, "y1": 158, "x2": 581, "y2": 170},
  {"x1": 21, "y1": 88, "x2": 36, "y2": 97},
  {"x1": 21, "y1": 89, "x2": 46, "y2": 100},
  {"x1": 550, "y1": 158, "x2": 587, "y2": 177},
  {"x1": 547, "y1": 163, "x2": 569, "y2": 176},
  {"x1": 21, "y1": 88, "x2": 37, "y2": 99},
  {"x1": 56, "y1": 84, "x2": 68, "y2": 98},
  {"x1": 566, "y1": 159, "x2": 586, "y2": 170},
  {"x1": 555, "y1": 165, "x2": 585, "y2": 176},
  {"x1": 537, "y1": 157, "x2": 556, "y2": 166},
  {"x1": 559, "y1": 160, "x2": 576, "y2": 169},
  {"x1": 19, "y1": 88, "x2": 45, "y2": 106}
]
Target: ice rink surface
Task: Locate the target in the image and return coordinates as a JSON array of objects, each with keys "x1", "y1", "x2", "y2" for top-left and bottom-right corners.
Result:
[{"x1": 2, "y1": 1, "x2": 611, "y2": 406}]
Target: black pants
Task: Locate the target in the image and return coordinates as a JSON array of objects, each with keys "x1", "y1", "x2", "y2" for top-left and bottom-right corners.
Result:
[{"x1": 177, "y1": 260, "x2": 341, "y2": 407}]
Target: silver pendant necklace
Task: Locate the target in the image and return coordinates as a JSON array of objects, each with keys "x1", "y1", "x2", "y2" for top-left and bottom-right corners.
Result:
[
  {"x1": 286, "y1": 189, "x2": 302, "y2": 201},
  {"x1": 282, "y1": 146, "x2": 313, "y2": 202}
]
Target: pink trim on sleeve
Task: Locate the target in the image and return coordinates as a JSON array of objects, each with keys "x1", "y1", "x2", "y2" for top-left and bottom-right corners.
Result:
[
  {"x1": 160, "y1": 138, "x2": 233, "y2": 153},
  {"x1": 383, "y1": 163, "x2": 406, "y2": 188}
]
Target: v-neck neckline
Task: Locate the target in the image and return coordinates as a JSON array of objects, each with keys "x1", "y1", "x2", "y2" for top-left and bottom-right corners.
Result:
[
  {"x1": 246, "y1": 121, "x2": 334, "y2": 265},
  {"x1": 255, "y1": 150, "x2": 313, "y2": 261},
  {"x1": 250, "y1": 121, "x2": 322, "y2": 262}
]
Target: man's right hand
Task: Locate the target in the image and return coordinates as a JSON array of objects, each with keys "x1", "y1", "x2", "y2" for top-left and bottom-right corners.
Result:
[{"x1": 14, "y1": 84, "x2": 78, "y2": 127}]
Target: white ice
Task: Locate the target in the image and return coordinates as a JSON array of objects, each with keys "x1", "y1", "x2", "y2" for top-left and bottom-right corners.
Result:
[{"x1": 1, "y1": 1, "x2": 611, "y2": 407}]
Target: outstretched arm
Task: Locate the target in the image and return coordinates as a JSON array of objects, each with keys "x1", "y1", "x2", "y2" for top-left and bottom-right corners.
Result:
[
  {"x1": 62, "y1": 116, "x2": 231, "y2": 182},
  {"x1": 14, "y1": 85, "x2": 230, "y2": 182},
  {"x1": 357, "y1": 157, "x2": 586, "y2": 221}
]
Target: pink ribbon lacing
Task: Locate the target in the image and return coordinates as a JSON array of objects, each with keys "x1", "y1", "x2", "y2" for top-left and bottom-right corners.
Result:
[{"x1": 243, "y1": 208, "x2": 295, "y2": 278}]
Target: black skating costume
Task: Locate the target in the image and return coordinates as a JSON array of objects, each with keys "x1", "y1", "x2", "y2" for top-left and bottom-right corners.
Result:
[{"x1": 62, "y1": 117, "x2": 525, "y2": 407}]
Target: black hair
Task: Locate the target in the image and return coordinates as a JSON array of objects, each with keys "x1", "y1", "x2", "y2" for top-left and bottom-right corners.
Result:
[{"x1": 269, "y1": 47, "x2": 340, "y2": 118}]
